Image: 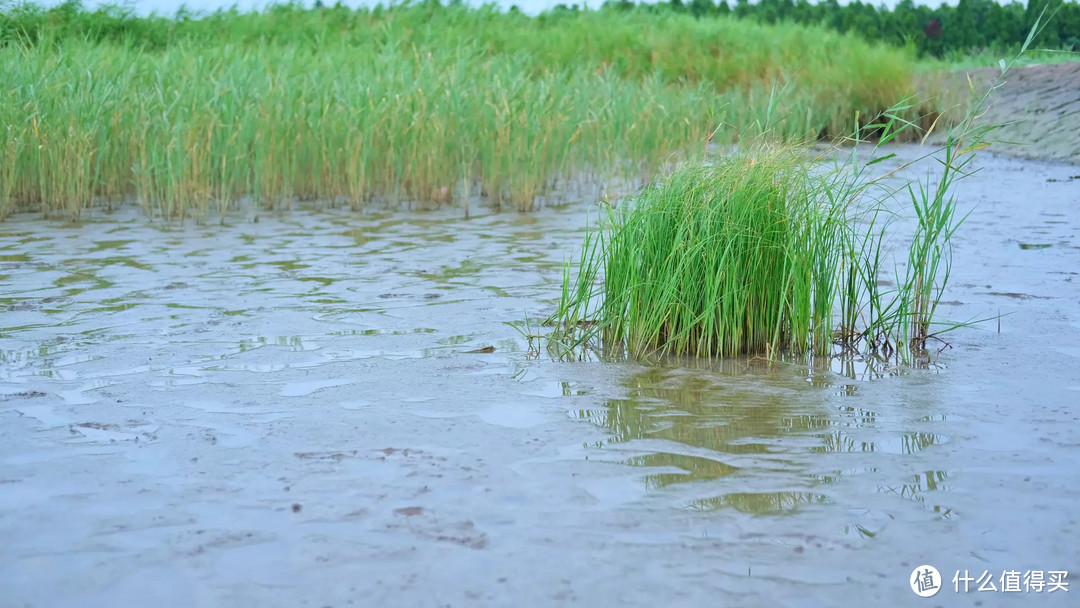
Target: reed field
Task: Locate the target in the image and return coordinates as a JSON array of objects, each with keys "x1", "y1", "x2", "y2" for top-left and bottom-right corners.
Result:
[{"x1": 0, "y1": 2, "x2": 921, "y2": 220}]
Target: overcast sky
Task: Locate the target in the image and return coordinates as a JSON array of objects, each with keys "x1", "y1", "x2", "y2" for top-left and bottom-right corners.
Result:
[{"x1": 29, "y1": 0, "x2": 968, "y2": 16}]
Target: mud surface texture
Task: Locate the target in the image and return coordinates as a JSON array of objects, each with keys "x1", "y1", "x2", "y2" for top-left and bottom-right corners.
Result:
[
  {"x1": 950, "y1": 62, "x2": 1080, "y2": 165},
  {"x1": 2, "y1": 146, "x2": 1079, "y2": 607}
]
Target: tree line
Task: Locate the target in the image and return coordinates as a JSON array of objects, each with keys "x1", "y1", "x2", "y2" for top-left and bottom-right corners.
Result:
[
  {"x1": 596, "y1": 0, "x2": 1080, "y2": 57},
  {"x1": 2, "y1": 0, "x2": 1078, "y2": 57}
]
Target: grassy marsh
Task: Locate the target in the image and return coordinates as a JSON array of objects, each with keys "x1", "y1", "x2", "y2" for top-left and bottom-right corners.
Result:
[
  {"x1": 0, "y1": 3, "x2": 921, "y2": 220},
  {"x1": 548, "y1": 28, "x2": 1039, "y2": 364}
]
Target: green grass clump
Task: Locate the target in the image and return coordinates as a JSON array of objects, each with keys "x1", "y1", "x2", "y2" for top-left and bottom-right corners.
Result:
[
  {"x1": 560, "y1": 148, "x2": 842, "y2": 359},
  {"x1": 549, "y1": 134, "x2": 970, "y2": 364},
  {"x1": 0, "y1": 3, "x2": 921, "y2": 221}
]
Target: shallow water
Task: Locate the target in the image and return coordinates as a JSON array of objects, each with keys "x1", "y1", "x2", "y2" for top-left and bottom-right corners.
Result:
[{"x1": 1, "y1": 146, "x2": 1079, "y2": 607}]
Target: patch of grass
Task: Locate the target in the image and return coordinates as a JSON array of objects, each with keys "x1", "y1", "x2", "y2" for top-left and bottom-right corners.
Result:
[
  {"x1": 548, "y1": 143, "x2": 851, "y2": 360},
  {"x1": 554, "y1": 148, "x2": 844, "y2": 359}
]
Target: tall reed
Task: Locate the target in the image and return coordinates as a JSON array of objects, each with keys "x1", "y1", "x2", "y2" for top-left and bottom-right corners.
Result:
[{"x1": 0, "y1": 3, "x2": 919, "y2": 220}]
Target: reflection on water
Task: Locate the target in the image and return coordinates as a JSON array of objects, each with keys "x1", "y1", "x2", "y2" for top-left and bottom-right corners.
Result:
[
  {"x1": 54, "y1": 269, "x2": 115, "y2": 294},
  {"x1": 627, "y1": 453, "x2": 738, "y2": 494},
  {"x1": 812, "y1": 430, "x2": 944, "y2": 454},
  {"x1": 688, "y1": 491, "x2": 831, "y2": 514},
  {"x1": 88, "y1": 240, "x2": 135, "y2": 252},
  {"x1": 237, "y1": 336, "x2": 315, "y2": 352},
  {"x1": 578, "y1": 364, "x2": 953, "y2": 515},
  {"x1": 880, "y1": 470, "x2": 953, "y2": 519}
]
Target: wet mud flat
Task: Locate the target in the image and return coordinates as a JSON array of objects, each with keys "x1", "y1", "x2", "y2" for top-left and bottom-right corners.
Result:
[
  {"x1": 936, "y1": 61, "x2": 1080, "y2": 165},
  {"x1": 1, "y1": 147, "x2": 1079, "y2": 607}
]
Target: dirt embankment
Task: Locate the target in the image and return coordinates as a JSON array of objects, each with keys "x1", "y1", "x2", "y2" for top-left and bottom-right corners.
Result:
[{"x1": 941, "y1": 62, "x2": 1080, "y2": 165}]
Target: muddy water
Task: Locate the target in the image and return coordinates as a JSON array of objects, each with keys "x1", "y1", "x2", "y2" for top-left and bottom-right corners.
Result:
[{"x1": 1, "y1": 147, "x2": 1078, "y2": 607}]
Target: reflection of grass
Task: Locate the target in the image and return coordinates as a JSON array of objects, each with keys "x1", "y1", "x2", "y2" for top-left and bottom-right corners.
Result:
[
  {"x1": 581, "y1": 369, "x2": 827, "y2": 492},
  {"x1": 265, "y1": 260, "x2": 311, "y2": 272},
  {"x1": 584, "y1": 368, "x2": 856, "y2": 449},
  {"x1": 86, "y1": 257, "x2": 152, "y2": 271},
  {"x1": 236, "y1": 335, "x2": 308, "y2": 352},
  {"x1": 0, "y1": 4, "x2": 920, "y2": 220},
  {"x1": 582, "y1": 367, "x2": 955, "y2": 514},
  {"x1": 687, "y1": 491, "x2": 829, "y2": 514},
  {"x1": 811, "y1": 431, "x2": 943, "y2": 454},
  {"x1": 629, "y1": 453, "x2": 738, "y2": 491},
  {"x1": 88, "y1": 240, "x2": 134, "y2": 252},
  {"x1": 879, "y1": 470, "x2": 951, "y2": 517},
  {"x1": 54, "y1": 269, "x2": 115, "y2": 294}
]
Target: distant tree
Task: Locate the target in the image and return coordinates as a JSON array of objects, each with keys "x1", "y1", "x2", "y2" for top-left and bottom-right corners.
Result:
[
  {"x1": 984, "y1": 3, "x2": 1010, "y2": 48},
  {"x1": 758, "y1": 0, "x2": 779, "y2": 24},
  {"x1": 689, "y1": 0, "x2": 714, "y2": 19},
  {"x1": 821, "y1": 0, "x2": 843, "y2": 31},
  {"x1": 734, "y1": 0, "x2": 751, "y2": 19},
  {"x1": 792, "y1": 0, "x2": 813, "y2": 26},
  {"x1": 952, "y1": 0, "x2": 977, "y2": 49},
  {"x1": 1061, "y1": 2, "x2": 1080, "y2": 49}
]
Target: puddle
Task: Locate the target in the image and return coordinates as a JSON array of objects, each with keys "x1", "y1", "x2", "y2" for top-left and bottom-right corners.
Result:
[{"x1": 0, "y1": 147, "x2": 1078, "y2": 605}]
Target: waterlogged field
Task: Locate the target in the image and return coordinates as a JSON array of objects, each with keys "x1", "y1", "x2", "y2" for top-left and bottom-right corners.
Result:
[
  {"x1": 0, "y1": 4, "x2": 920, "y2": 219},
  {"x1": 1, "y1": 147, "x2": 1079, "y2": 606},
  {"x1": 2, "y1": 3, "x2": 1078, "y2": 605}
]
